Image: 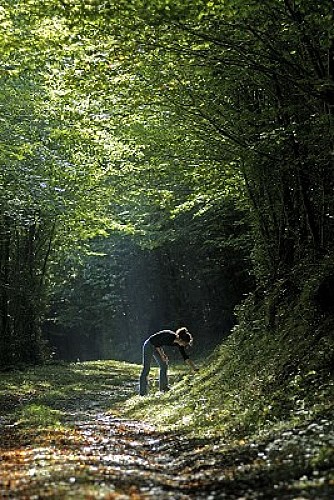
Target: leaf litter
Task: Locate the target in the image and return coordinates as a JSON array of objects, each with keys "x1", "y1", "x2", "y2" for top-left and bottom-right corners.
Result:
[
  {"x1": 0, "y1": 364, "x2": 333, "y2": 499},
  {"x1": 0, "y1": 376, "x2": 211, "y2": 499}
]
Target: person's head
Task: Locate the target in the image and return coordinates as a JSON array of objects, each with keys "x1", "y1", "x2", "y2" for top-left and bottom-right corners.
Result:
[{"x1": 176, "y1": 327, "x2": 193, "y2": 346}]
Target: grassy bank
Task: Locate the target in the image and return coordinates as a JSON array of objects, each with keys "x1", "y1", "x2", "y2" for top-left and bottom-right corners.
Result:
[
  {"x1": 125, "y1": 323, "x2": 334, "y2": 441},
  {"x1": 122, "y1": 299, "x2": 334, "y2": 496}
]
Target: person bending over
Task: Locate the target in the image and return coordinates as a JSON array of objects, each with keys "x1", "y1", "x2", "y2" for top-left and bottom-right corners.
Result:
[{"x1": 139, "y1": 327, "x2": 198, "y2": 396}]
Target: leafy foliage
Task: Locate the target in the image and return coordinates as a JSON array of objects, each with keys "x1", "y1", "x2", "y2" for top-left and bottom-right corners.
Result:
[
  {"x1": 46, "y1": 196, "x2": 254, "y2": 363},
  {"x1": 1, "y1": 0, "x2": 334, "y2": 369},
  {"x1": 0, "y1": 0, "x2": 132, "y2": 365},
  {"x1": 1, "y1": 1, "x2": 333, "y2": 495}
]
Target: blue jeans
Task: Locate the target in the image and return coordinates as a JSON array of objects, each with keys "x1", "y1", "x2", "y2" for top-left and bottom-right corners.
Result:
[{"x1": 139, "y1": 339, "x2": 168, "y2": 395}]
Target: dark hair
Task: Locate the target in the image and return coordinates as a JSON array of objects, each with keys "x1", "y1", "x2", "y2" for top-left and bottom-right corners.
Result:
[{"x1": 176, "y1": 327, "x2": 193, "y2": 345}]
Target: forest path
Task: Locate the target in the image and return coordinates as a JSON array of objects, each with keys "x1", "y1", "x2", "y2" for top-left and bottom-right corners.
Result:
[
  {"x1": 0, "y1": 380, "x2": 223, "y2": 499},
  {"x1": 1, "y1": 363, "x2": 333, "y2": 499}
]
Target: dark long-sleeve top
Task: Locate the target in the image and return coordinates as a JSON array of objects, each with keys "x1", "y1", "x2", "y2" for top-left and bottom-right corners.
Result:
[{"x1": 148, "y1": 330, "x2": 190, "y2": 361}]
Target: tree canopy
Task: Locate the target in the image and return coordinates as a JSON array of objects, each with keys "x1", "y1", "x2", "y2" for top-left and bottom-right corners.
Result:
[{"x1": 0, "y1": 0, "x2": 333, "y2": 364}]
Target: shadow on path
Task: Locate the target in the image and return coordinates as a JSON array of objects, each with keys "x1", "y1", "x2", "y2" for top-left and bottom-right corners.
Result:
[
  {"x1": 0, "y1": 381, "x2": 213, "y2": 499},
  {"x1": 1, "y1": 366, "x2": 333, "y2": 499}
]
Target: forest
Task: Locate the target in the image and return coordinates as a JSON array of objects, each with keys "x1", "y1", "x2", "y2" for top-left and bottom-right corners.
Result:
[
  {"x1": 1, "y1": 0, "x2": 333, "y2": 366},
  {"x1": 0, "y1": 0, "x2": 334, "y2": 497}
]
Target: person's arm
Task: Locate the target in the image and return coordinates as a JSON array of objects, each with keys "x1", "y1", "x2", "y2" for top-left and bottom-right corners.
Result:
[
  {"x1": 185, "y1": 358, "x2": 199, "y2": 372},
  {"x1": 156, "y1": 347, "x2": 169, "y2": 364},
  {"x1": 178, "y1": 345, "x2": 199, "y2": 371}
]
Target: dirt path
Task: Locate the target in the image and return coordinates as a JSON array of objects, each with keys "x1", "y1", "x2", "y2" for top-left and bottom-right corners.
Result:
[
  {"x1": 1, "y1": 374, "x2": 333, "y2": 499},
  {"x1": 0, "y1": 382, "x2": 219, "y2": 499},
  {"x1": 0, "y1": 376, "x2": 208, "y2": 500}
]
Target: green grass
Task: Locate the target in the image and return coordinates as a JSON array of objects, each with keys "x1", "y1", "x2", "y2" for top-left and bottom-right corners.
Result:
[
  {"x1": 124, "y1": 325, "x2": 333, "y2": 437},
  {"x1": 121, "y1": 314, "x2": 334, "y2": 493},
  {"x1": 0, "y1": 323, "x2": 333, "y2": 497},
  {"x1": 0, "y1": 360, "x2": 139, "y2": 428}
]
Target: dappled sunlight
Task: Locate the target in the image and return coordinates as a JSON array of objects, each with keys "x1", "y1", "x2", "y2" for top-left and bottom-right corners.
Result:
[
  {"x1": 1, "y1": 359, "x2": 334, "y2": 498},
  {"x1": 0, "y1": 361, "x2": 141, "y2": 420},
  {"x1": 1, "y1": 0, "x2": 334, "y2": 497},
  {"x1": 0, "y1": 374, "x2": 207, "y2": 498}
]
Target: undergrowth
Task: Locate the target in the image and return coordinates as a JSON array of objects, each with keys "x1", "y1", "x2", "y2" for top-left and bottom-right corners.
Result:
[
  {"x1": 120, "y1": 287, "x2": 334, "y2": 496},
  {"x1": 1, "y1": 276, "x2": 333, "y2": 496},
  {"x1": 123, "y1": 290, "x2": 334, "y2": 474}
]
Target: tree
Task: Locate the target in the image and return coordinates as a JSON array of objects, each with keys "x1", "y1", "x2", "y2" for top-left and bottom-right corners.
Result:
[
  {"x1": 46, "y1": 193, "x2": 253, "y2": 362},
  {"x1": 0, "y1": 1, "x2": 123, "y2": 365},
  {"x1": 106, "y1": 0, "x2": 334, "y2": 282},
  {"x1": 2, "y1": 0, "x2": 332, "y2": 365}
]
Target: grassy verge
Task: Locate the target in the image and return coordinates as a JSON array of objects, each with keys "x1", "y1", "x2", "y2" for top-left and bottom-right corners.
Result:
[{"x1": 124, "y1": 325, "x2": 333, "y2": 440}]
